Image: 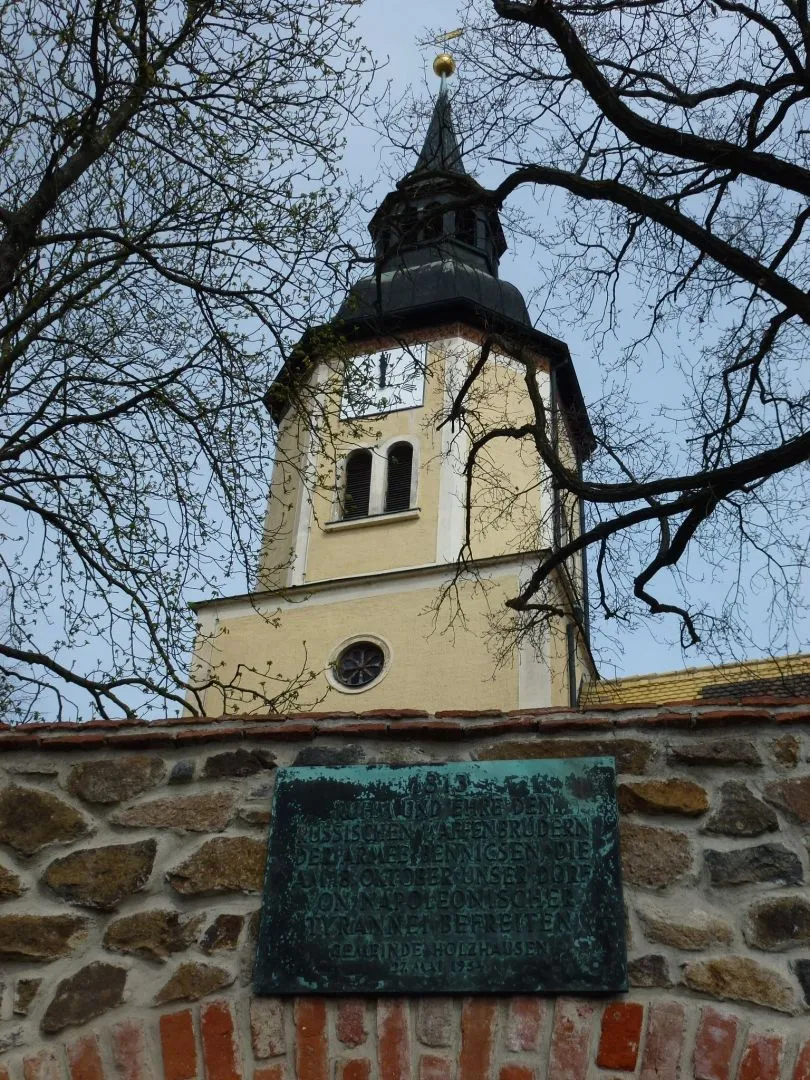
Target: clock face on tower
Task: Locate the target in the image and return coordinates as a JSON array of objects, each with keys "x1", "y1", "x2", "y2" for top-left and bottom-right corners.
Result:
[{"x1": 340, "y1": 344, "x2": 426, "y2": 419}]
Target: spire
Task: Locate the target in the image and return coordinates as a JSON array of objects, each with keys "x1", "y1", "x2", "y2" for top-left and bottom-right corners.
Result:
[
  {"x1": 413, "y1": 84, "x2": 466, "y2": 176},
  {"x1": 337, "y1": 42, "x2": 528, "y2": 328}
]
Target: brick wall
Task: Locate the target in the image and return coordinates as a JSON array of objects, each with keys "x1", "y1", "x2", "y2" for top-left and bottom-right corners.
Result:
[
  {"x1": 2, "y1": 700, "x2": 810, "y2": 1078},
  {"x1": 10, "y1": 995, "x2": 810, "y2": 1080}
]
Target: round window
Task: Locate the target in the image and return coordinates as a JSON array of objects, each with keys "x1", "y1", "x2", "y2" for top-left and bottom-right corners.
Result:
[{"x1": 333, "y1": 640, "x2": 386, "y2": 689}]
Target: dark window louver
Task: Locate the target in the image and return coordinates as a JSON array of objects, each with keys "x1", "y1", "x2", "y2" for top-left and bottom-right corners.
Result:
[
  {"x1": 422, "y1": 202, "x2": 443, "y2": 241},
  {"x1": 456, "y1": 208, "x2": 476, "y2": 246},
  {"x1": 343, "y1": 449, "x2": 372, "y2": 519},
  {"x1": 400, "y1": 206, "x2": 418, "y2": 245},
  {"x1": 385, "y1": 442, "x2": 413, "y2": 513}
]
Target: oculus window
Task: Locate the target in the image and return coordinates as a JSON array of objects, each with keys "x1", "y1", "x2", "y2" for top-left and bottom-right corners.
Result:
[
  {"x1": 340, "y1": 345, "x2": 426, "y2": 419},
  {"x1": 333, "y1": 640, "x2": 386, "y2": 689}
]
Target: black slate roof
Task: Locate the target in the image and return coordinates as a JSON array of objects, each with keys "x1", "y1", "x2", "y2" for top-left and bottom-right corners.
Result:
[{"x1": 413, "y1": 85, "x2": 466, "y2": 176}]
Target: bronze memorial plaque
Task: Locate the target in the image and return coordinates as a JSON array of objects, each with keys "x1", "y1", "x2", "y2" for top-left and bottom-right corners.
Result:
[{"x1": 254, "y1": 759, "x2": 626, "y2": 993}]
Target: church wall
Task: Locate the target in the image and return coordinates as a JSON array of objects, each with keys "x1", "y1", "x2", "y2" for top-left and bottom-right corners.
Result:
[
  {"x1": 190, "y1": 569, "x2": 526, "y2": 716},
  {"x1": 466, "y1": 356, "x2": 551, "y2": 564},
  {"x1": 195, "y1": 328, "x2": 590, "y2": 720},
  {"x1": 257, "y1": 411, "x2": 310, "y2": 592},
  {"x1": 2, "y1": 703, "x2": 810, "y2": 1079},
  {"x1": 258, "y1": 334, "x2": 561, "y2": 588}
]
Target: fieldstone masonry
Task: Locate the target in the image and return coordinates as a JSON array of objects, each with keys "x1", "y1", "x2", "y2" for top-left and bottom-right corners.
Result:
[{"x1": 1, "y1": 699, "x2": 810, "y2": 1077}]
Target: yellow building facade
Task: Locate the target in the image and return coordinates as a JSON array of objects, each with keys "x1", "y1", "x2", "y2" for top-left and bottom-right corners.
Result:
[{"x1": 190, "y1": 83, "x2": 595, "y2": 715}]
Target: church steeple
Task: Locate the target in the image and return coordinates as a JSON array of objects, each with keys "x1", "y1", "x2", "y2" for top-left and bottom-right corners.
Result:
[
  {"x1": 336, "y1": 68, "x2": 535, "y2": 328},
  {"x1": 194, "y1": 51, "x2": 596, "y2": 719}
]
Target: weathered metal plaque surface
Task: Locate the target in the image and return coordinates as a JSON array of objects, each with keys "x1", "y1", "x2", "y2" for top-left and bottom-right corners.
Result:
[{"x1": 254, "y1": 760, "x2": 626, "y2": 994}]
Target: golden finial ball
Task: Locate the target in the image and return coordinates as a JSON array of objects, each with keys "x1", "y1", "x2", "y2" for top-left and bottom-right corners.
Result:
[{"x1": 433, "y1": 52, "x2": 456, "y2": 78}]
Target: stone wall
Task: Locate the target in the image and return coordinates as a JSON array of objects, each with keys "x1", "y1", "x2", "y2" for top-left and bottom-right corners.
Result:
[{"x1": 1, "y1": 700, "x2": 810, "y2": 1079}]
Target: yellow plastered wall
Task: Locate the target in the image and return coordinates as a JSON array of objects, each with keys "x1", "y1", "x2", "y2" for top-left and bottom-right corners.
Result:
[
  {"x1": 466, "y1": 356, "x2": 548, "y2": 561},
  {"x1": 286, "y1": 341, "x2": 448, "y2": 582},
  {"x1": 257, "y1": 337, "x2": 574, "y2": 585},
  {"x1": 197, "y1": 574, "x2": 528, "y2": 715},
  {"x1": 305, "y1": 414, "x2": 443, "y2": 581},
  {"x1": 548, "y1": 617, "x2": 571, "y2": 707},
  {"x1": 196, "y1": 332, "x2": 593, "y2": 715},
  {"x1": 258, "y1": 410, "x2": 307, "y2": 590}
]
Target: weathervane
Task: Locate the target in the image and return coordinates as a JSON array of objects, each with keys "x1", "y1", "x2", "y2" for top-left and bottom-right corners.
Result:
[{"x1": 429, "y1": 27, "x2": 463, "y2": 89}]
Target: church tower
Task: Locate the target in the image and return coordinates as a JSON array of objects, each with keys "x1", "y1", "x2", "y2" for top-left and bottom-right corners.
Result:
[{"x1": 191, "y1": 62, "x2": 596, "y2": 715}]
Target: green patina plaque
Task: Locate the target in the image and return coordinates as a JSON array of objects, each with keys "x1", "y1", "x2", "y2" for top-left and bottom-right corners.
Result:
[{"x1": 254, "y1": 760, "x2": 626, "y2": 994}]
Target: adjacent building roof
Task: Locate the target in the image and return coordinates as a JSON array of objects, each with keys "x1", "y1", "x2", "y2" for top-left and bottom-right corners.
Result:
[{"x1": 581, "y1": 652, "x2": 810, "y2": 707}]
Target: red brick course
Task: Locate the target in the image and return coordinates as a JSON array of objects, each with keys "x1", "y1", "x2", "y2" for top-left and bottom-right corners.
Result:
[
  {"x1": 66, "y1": 1038, "x2": 104, "y2": 1080},
  {"x1": 458, "y1": 998, "x2": 497, "y2": 1080},
  {"x1": 498, "y1": 1067, "x2": 535, "y2": 1080},
  {"x1": 795, "y1": 1040, "x2": 810, "y2": 1080},
  {"x1": 334, "y1": 1061, "x2": 370, "y2": 1080},
  {"x1": 111, "y1": 1020, "x2": 153, "y2": 1080},
  {"x1": 253, "y1": 1069, "x2": 285, "y2": 1080},
  {"x1": 596, "y1": 1001, "x2": 644, "y2": 1070},
  {"x1": 5, "y1": 698, "x2": 810, "y2": 752},
  {"x1": 159, "y1": 1011, "x2": 196, "y2": 1080},
  {"x1": 547, "y1": 999, "x2": 594, "y2": 1080},
  {"x1": 293, "y1": 1000, "x2": 327, "y2": 1080},
  {"x1": 737, "y1": 1033, "x2": 784, "y2": 1080},
  {"x1": 504, "y1": 997, "x2": 543, "y2": 1053},
  {"x1": 201, "y1": 1001, "x2": 241, "y2": 1080},
  {"x1": 639, "y1": 1002, "x2": 686, "y2": 1080},
  {"x1": 694, "y1": 1007, "x2": 739, "y2": 1080},
  {"x1": 416, "y1": 999, "x2": 454, "y2": 1048},
  {"x1": 22, "y1": 1054, "x2": 61, "y2": 1080},
  {"x1": 249, "y1": 999, "x2": 285, "y2": 1060},
  {"x1": 418, "y1": 1056, "x2": 454, "y2": 1080},
  {"x1": 377, "y1": 999, "x2": 410, "y2": 1080},
  {"x1": 335, "y1": 1001, "x2": 367, "y2": 1048},
  {"x1": 4, "y1": 993, "x2": 810, "y2": 1080}
]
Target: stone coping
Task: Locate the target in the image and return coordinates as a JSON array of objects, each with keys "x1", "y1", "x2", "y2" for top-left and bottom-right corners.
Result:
[{"x1": 3, "y1": 698, "x2": 810, "y2": 751}]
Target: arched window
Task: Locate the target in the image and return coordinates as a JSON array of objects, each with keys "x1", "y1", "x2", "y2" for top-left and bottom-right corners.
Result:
[
  {"x1": 377, "y1": 227, "x2": 392, "y2": 257},
  {"x1": 456, "y1": 207, "x2": 477, "y2": 246},
  {"x1": 385, "y1": 442, "x2": 414, "y2": 513},
  {"x1": 343, "y1": 449, "x2": 372, "y2": 519},
  {"x1": 399, "y1": 206, "x2": 418, "y2": 246},
  {"x1": 422, "y1": 202, "x2": 443, "y2": 241}
]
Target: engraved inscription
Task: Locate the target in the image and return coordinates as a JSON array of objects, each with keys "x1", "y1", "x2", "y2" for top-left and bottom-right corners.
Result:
[{"x1": 255, "y1": 760, "x2": 627, "y2": 994}]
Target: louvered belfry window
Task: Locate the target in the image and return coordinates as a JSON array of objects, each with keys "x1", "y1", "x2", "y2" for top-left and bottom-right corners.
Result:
[
  {"x1": 456, "y1": 207, "x2": 477, "y2": 246},
  {"x1": 422, "y1": 202, "x2": 443, "y2": 241},
  {"x1": 343, "y1": 449, "x2": 372, "y2": 519},
  {"x1": 385, "y1": 442, "x2": 413, "y2": 513}
]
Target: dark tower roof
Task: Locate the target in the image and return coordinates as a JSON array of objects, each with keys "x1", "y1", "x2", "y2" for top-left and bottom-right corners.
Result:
[
  {"x1": 413, "y1": 84, "x2": 466, "y2": 175},
  {"x1": 336, "y1": 82, "x2": 527, "y2": 325}
]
